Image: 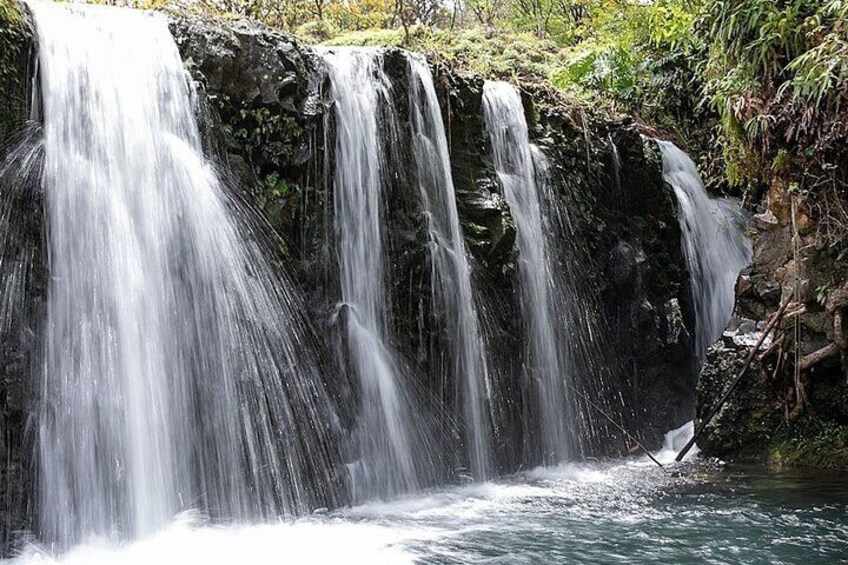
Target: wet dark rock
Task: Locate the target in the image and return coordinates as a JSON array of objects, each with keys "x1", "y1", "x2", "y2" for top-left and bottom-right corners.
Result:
[
  {"x1": 171, "y1": 17, "x2": 311, "y2": 110},
  {"x1": 171, "y1": 14, "x2": 326, "y2": 268},
  {"x1": 608, "y1": 241, "x2": 641, "y2": 290},
  {"x1": 436, "y1": 70, "x2": 518, "y2": 275},
  {"x1": 737, "y1": 319, "x2": 756, "y2": 334},
  {"x1": 0, "y1": 0, "x2": 32, "y2": 154},
  {"x1": 0, "y1": 0, "x2": 36, "y2": 552},
  {"x1": 699, "y1": 173, "x2": 848, "y2": 468}
]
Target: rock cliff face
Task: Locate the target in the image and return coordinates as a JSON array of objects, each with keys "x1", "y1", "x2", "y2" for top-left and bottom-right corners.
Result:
[
  {"x1": 0, "y1": 0, "x2": 37, "y2": 552},
  {"x1": 0, "y1": 5, "x2": 699, "y2": 550},
  {"x1": 170, "y1": 13, "x2": 697, "y2": 452},
  {"x1": 0, "y1": 0, "x2": 31, "y2": 144}
]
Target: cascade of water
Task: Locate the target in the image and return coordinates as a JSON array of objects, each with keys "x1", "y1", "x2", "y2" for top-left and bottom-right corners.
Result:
[
  {"x1": 407, "y1": 56, "x2": 494, "y2": 480},
  {"x1": 482, "y1": 81, "x2": 574, "y2": 464},
  {"x1": 658, "y1": 141, "x2": 752, "y2": 360},
  {"x1": 27, "y1": 0, "x2": 342, "y2": 546},
  {"x1": 608, "y1": 133, "x2": 622, "y2": 206},
  {"x1": 319, "y1": 48, "x2": 423, "y2": 499}
]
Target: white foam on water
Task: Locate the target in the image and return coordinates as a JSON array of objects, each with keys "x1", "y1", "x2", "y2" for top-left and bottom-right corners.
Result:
[{"x1": 6, "y1": 516, "x2": 422, "y2": 565}]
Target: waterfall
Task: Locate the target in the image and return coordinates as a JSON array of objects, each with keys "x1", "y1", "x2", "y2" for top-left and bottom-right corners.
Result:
[
  {"x1": 407, "y1": 56, "x2": 495, "y2": 480},
  {"x1": 319, "y1": 48, "x2": 426, "y2": 500},
  {"x1": 482, "y1": 81, "x2": 575, "y2": 464},
  {"x1": 658, "y1": 141, "x2": 752, "y2": 360},
  {"x1": 28, "y1": 1, "x2": 342, "y2": 546},
  {"x1": 3, "y1": 1, "x2": 758, "y2": 552},
  {"x1": 608, "y1": 133, "x2": 622, "y2": 207}
]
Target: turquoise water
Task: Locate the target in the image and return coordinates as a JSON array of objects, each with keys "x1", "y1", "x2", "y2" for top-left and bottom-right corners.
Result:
[
  {"x1": 8, "y1": 459, "x2": 848, "y2": 564},
  {"x1": 339, "y1": 462, "x2": 848, "y2": 564}
]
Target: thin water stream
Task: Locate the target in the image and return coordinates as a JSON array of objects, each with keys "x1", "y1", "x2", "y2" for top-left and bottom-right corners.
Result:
[
  {"x1": 408, "y1": 55, "x2": 495, "y2": 480},
  {"x1": 659, "y1": 141, "x2": 752, "y2": 361},
  {"x1": 482, "y1": 81, "x2": 576, "y2": 464},
  {"x1": 320, "y1": 47, "x2": 423, "y2": 501}
]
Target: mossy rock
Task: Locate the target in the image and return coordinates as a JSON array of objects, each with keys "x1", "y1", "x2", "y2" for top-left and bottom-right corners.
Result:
[
  {"x1": 698, "y1": 341, "x2": 848, "y2": 470},
  {"x1": 0, "y1": 0, "x2": 32, "y2": 149}
]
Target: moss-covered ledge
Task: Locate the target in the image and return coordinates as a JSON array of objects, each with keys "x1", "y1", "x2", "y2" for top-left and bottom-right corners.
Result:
[
  {"x1": 698, "y1": 342, "x2": 848, "y2": 470},
  {"x1": 0, "y1": 0, "x2": 32, "y2": 151}
]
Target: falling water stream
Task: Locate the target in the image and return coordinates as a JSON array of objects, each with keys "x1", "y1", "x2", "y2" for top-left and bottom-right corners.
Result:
[
  {"x1": 482, "y1": 81, "x2": 575, "y2": 464},
  {"x1": 407, "y1": 56, "x2": 495, "y2": 480},
  {"x1": 28, "y1": 0, "x2": 341, "y2": 547},
  {"x1": 320, "y1": 48, "x2": 423, "y2": 500},
  {"x1": 659, "y1": 141, "x2": 752, "y2": 359}
]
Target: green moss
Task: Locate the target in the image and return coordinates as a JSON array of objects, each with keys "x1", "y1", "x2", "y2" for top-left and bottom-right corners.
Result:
[
  {"x1": 0, "y1": 0, "x2": 23, "y2": 27},
  {"x1": 322, "y1": 27, "x2": 404, "y2": 47},
  {"x1": 217, "y1": 97, "x2": 303, "y2": 174},
  {"x1": 766, "y1": 423, "x2": 848, "y2": 469},
  {"x1": 0, "y1": 0, "x2": 29, "y2": 146},
  {"x1": 259, "y1": 172, "x2": 296, "y2": 199},
  {"x1": 699, "y1": 345, "x2": 848, "y2": 471},
  {"x1": 323, "y1": 26, "x2": 565, "y2": 85},
  {"x1": 294, "y1": 19, "x2": 339, "y2": 44}
]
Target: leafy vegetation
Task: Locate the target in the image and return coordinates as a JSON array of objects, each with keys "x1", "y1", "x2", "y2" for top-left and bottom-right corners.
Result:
[
  {"x1": 179, "y1": 1, "x2": 713, "y2": 171},
  {"x1": 328, "y1": 25, "x2": 565, "y2": 82},
  {"x1": 701, "y1": 1, "x2": 848, "y2": 183}
]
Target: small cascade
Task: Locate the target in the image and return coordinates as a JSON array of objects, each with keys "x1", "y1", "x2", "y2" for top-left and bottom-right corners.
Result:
[
  {"x1": 407, "y1": 56, "x2": 495, "y2": 480},
  {"x1": 608, "y1": 133, "x2": 623, "y2": 207},
  {"x1": 319, "y1": 48, "x2": 423, "y2": 499},
  {"x1": 658, "y1": 141, "x2": 752, "y2": 360},
  {"x1": 28, "y1": 0, "x2": 342, "y2": 546},
  {"x1": 482, "y1": 81, "x2": 575, "y2": 464}
]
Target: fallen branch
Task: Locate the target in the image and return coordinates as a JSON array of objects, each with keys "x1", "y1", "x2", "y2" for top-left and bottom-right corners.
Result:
[
  {"x1": 769, "y1": 337, "x2": 786, "y2": 383},
  {"x1": 780, "y1": 304, "x2": 808, "y2": 325},
  {"x1": 675, "y1": 297, "x2": 793, "y2": 462},
  {"x1": 798, "y1": 342, "x2": 840, "y2": 371}
]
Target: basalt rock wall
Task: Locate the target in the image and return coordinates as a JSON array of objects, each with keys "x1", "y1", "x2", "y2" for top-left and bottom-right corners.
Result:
[
  {"x1": 0, "y1": 5, "x2": 700, "y2": 551},
  {"x1": 170, "y1": 14, "x2": 697, "y2": 455}
]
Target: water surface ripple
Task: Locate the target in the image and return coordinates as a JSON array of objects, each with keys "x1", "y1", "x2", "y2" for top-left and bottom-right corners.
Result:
[{"x1": 9, "y1": 461, "x2": 847, "y2": 564}]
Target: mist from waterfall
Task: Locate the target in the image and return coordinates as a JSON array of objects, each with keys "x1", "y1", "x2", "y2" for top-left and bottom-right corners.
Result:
[
  {"x1": 482, "y1": 81, "x2": 576, "y2": 464},
  {"x1": 407, "y1": 55, "x2": 496, "y2": 480},
  {"x1": 28, "y1": 0, "x2": 342, "y2": 547},
  {"x1": 658, "y1": 141, "x2": 752, "y2": 360}
]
